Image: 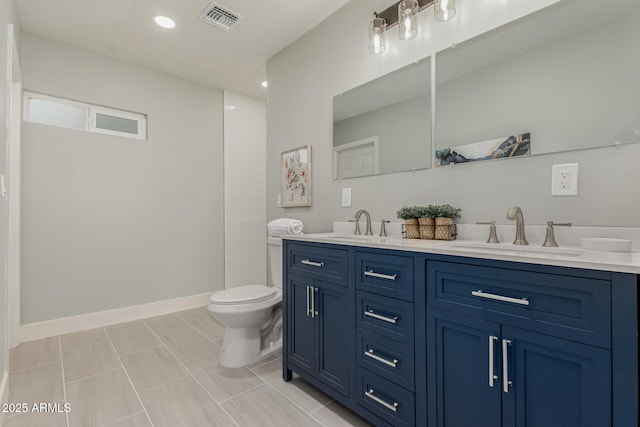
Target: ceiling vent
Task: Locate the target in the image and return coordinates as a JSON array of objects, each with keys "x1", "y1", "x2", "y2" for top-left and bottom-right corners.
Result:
[{"x1": 198, "y1": 1, "x2": 244, "y2": 32}]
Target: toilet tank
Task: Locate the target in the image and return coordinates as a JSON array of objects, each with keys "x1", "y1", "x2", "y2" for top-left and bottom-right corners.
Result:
[{"x1": 267, "y1": 237, "x2": 283, "y2": 288}]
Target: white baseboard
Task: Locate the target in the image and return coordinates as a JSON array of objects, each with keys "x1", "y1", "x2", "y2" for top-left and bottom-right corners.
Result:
[{"x1": 20, "y1": 292, "x2": 212, "y2": 343}]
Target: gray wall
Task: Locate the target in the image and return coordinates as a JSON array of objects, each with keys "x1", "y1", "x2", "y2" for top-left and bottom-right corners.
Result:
[
  {"x1": 21, "y1": 34, "x2": 224, "y2": 324},
  {"x1": 266, "y1": 0, "x2": 640, "y2": 231}
]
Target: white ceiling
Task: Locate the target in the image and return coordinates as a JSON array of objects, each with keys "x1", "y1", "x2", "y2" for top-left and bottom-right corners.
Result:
[{"x1": 17, "y1": 0, "x2": 349, "y2": 100}]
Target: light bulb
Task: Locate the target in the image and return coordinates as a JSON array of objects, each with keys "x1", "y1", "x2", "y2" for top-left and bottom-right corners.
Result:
[
  {"x1": 369, "y1": 16, "x2": 387, "y2": 55},
  {"x1": 398, "y1": 0, "x2": 418, "y2": 40},
  {"x1": 435, "y1": 0, "x2": 456, "y2": 22}
]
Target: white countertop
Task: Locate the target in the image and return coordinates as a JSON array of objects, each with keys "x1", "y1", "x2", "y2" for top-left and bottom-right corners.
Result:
[{"x1": 282, "y1": 232, "x2": 640, "y2": 275}]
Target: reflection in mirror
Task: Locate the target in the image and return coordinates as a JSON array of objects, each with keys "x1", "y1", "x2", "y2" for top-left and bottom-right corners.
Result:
[
  {"x1": 333, "y1": 58, "x2": 431, "y2": 179},
  {"x1": 435, "y1": 0, "x2": 640, "y2": 165}
]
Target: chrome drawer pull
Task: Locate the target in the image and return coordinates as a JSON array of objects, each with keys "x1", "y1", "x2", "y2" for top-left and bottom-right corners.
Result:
[
  {"x1": 364, "y1": 309, "x2": 398, "y2": 324},
  {"x1": 364, "y1": 270, "x2": 397, "y2": 281},
  {"x1": 471, "y1": 290, "x2": 530, "y2": 306},
  {"x1": 301, "y1": 259, "x2": 324, "y2": 267},
  {"x1": 365, "y1": 349, "x2": 398, "y2": 368},
  {"x1": 365, "y1": 388, "x2": 399, "y2": 412}
]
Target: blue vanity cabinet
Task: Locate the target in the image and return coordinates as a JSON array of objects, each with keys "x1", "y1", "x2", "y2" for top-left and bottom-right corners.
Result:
[
  {"x1": 353, "y1": 250, "x2": 417, "y2": 426},
  {"x1": 284, "y1": 242, "x2": 353, "y2": 398},
  {"x1": 428, "y1": 308, "x2": 611, "y2": 427},
  {"x1": 502, "y1": 326, "x2": 611, "y2": 427},
  {"x1": 283, "y1": 238, "x2": 638, "y2": 427},
  {"x1": 425, "y1": 258, "x2": 635, "y2": 427}
]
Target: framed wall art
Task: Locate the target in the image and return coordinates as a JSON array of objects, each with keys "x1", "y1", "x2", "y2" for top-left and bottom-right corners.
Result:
[{"x1": 281, "y1": 145, "x2": 312, "y2": 207}]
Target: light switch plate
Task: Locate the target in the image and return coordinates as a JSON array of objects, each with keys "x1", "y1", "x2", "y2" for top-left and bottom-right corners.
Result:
[
  {"x1": 551, "y1": 163, "x2": 579, "y2": 196},
  {"x1": 277, "y1": 194, "x2": 282, "y2": 207},
  {"x1": 341, "y1": 188, "x2": 352, "y2": 207}
]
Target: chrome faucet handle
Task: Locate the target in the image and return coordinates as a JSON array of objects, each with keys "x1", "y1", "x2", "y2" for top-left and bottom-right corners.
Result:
[
  {"x1": 379, "y1": 219, "x2": 390, "y2": 237},
  {"x1": 476, "y1": 221, "x2": 500, "y2": 244},
  {"x1": 542, "y1": 221, "x2": 572, "y2": 247},
  {"x1": 348, "y1": 219, "x2": 361, "y2": 235}
]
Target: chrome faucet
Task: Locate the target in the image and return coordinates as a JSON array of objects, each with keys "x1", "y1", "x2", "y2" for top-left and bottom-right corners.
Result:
[
  {"x1": 354, "y1": 209, "x2": 373, "y2": 236},
  {"x1": 506, "y1": 206, "x2": 528, "y2": 245}
]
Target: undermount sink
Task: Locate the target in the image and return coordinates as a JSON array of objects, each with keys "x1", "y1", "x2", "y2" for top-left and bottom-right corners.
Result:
[{"x1": 449, "y1": 242, "x2": 582, "y2": 257}]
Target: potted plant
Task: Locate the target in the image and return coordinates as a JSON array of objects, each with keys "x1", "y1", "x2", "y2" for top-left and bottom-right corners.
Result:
[
  {"x1": 418, "y1": 205, "x2": 436, "y2": 239},
  {"x1": 432, "y1": 204, "x2": 462, "y2": 240},
  {"x1": 396, "y1": 206, "x2": 421, "y2": 239}
]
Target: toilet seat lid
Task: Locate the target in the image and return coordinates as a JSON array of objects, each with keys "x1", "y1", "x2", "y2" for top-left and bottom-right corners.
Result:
[{"x1": 210, "y1": 285, "x2": 276, "y2": 305}]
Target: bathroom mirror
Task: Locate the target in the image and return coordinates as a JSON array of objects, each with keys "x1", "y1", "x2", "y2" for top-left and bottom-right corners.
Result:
[
  {"x1": 333, "y1": 57, "x2": 431, "y2": 179},
  {"x1": 434, "y1": 0, "x2": 640, "y2": 165}
]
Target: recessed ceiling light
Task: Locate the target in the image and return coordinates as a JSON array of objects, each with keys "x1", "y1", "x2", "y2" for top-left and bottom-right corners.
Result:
[
  {"x1": 261, "y1": 81, "x2": 268, "y2": 88},
  {"x1": 154, "y1": 16, "x2": 176, "y2": 29}
]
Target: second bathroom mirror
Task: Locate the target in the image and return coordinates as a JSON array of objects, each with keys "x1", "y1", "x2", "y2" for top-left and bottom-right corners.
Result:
[
  {"x1": 333, "y1": 57, "x2": 431, "y2": 179},
  {"x1": 434, "y1": 0, "x2": 640, "y2": 166}
]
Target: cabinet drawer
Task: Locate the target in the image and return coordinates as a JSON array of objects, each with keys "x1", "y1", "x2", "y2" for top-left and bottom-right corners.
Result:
[
  {"x1": 427, "y1": 261, "x2": 611, "y2": 347},
  {"x1": 287, "y1": 243, "x2": 348, "y2": 283},
  {"x1": 356, "y1": 367, "x2": 415, "y2": 427},
  {"x1": 356, "y1": 252, "x2": 414, "y2": 301},
  {"x1": 357, "y1": 328, "x2": 414, "y2": 391},
  {"x1": 357, "y1": 291, "x2": 414, "y2": 345}
]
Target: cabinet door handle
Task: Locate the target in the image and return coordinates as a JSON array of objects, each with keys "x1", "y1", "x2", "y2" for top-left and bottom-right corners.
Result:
[
  {"x1": 313, "y1": 287, "x2": 318, "y2": 317},
  {"x1": 301, "y1": 259, "x2": 324, "y2": 267},
  {"x1": 306, "y1": 286, "x2": 312, "y2": 317},
  {"x1": 502, "y1": 339, "x2": 512, "y2": 393},
  {"x1": 364, "y1": 388, "x2": 399, "y2": 412},
  {"x1": 364, "y1": 309, "x2": 398, "y2": 324},
  {"x1": 364, "y1": 270, "x2": 397, "y2": 281},
  {"x1": 472, "y1": 290, "x2": 530, "y2": 306},
  {"x1": 365, "y1": 348, "x2": 398, "y2": 368},
  {"x1": 488, "y1": 335, "x2": 498, "y2": 387}
]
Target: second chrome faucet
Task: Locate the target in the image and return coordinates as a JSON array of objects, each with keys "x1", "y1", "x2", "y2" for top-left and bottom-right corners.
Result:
[{"x1": 506, "y1": 206, "x2": 528, "y2": 245}]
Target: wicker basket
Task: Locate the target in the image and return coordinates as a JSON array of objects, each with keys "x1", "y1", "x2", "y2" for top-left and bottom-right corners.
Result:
[
  {"x1": 403, "y1": 219, "x2": 420, "y2": 239},
  {"x1": 434, "y1": 217, "x2": 457, "y2": 240},
  {"x1": 418, "y1": 217, "x2": 435, "y2": 239}
]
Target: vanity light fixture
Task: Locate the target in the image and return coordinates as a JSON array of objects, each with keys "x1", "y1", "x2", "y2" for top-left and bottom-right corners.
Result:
[
  {"x1": 434, "y1": 0, "x2": 456, "y2": 22},
  {"x1": 369, "y1": 15, "x2": 387, "y2": 55},
  {"x1": 398, "y1": 0, "x2": 419, "y2": 40},
  {"x1": 261, "y1": 81, "x2": 268, "y2": 88},
  {"x1": 154, "y1": 15, "x2": 176, "y2": 29},
  {"x1": 370, "y1": 0, "x2": 457, "y2": 54}
]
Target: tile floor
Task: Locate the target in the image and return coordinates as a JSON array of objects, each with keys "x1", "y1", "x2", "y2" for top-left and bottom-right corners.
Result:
[{"x1": 5, "y1": 307, "x2": 373, "y2": 427}]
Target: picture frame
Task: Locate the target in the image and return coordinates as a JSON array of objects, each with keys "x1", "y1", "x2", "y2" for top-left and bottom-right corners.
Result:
[{"x1": 281, "y1": 145, "x2": 312, "y2": 207}]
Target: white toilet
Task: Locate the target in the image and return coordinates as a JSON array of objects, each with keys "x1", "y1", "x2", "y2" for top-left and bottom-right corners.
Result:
[{"x1": 208, "y1": 237, "x2": 283, "y2": 368}]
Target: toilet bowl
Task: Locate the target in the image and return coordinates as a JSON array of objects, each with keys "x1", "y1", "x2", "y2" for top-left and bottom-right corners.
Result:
[{"x1": 208, "y1": 237, "x2": 282, "y2": 368}]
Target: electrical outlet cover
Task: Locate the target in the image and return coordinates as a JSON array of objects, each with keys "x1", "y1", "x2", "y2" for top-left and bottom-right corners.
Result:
[{"x1": 551, "y1": 163, "x2": 579, "y2": 196}]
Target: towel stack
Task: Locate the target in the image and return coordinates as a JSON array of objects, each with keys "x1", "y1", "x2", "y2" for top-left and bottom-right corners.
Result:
[{"x1": 268, "y1": 218, "x2": 304, "y2": 236}]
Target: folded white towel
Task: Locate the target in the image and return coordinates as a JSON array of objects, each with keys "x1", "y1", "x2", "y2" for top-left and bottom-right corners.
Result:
[{"x1": 268, "y1": 218, "x2": 304, "y2": 236}]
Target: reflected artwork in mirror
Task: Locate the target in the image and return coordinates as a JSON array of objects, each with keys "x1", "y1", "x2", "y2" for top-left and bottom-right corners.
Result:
[
  {"x1": 435, "y1": 0, "x2": 640, "y2": 163},
  {"x1": 333, "y1": 57, "x2": 431, "y2": 179}
]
